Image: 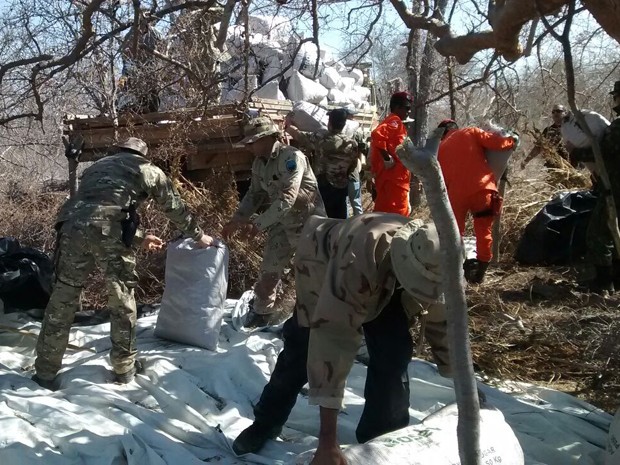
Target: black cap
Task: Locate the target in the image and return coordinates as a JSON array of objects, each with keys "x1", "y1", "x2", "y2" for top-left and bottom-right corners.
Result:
[{"x1": 327, "y1": 108, "x2": 349, "y2": 127}]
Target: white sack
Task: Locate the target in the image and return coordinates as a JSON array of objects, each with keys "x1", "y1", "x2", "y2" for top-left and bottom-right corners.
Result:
[
  {"x1": 319, "y1": 67, "x2": 341, "y2": 89},
  {"x1": 295, "y1": 404, "x2": 524, "y2": 465},
  {"x1": 155, "y1": 238, "x2": 229, "y2": 351},
  {"x1": 354, "y1": 85, "x2": 371, "y2": 101},
  {"x1": 289, "y1": 100, "x2": 329, "y2": 132},
  {"x1": 342, "y1": 120, "x2": 361, "y2": 138},
  {"x1": 261, "y1": 54, "x2": 282, "y2": 84},
  {"x1": 337, "y1": 76, "x2": 356, "y2": 94},
  {"x1": 287, "y1": 71, "x2": 328, "y2": 104},
  {"x1": 254, "y1": 80, "x2": 285, "y2": 100},
  {"x1": 327, "y1": 88, "x2": 347, "y2": 103},
  {"x1": 291, "y1": 42, "x2": 324, "y2": 80},
  {"x1": 485, "y1": 147, "x2": 516, "y2": 182},
  {"x1": 248, "y1": 15, "x2": 292, "y2": 43},
  {"x1": 339, "y1": 68, "x2": 364, "y2": 86},
  {"x1": 561, "y1": 110, "x2": 610, "y2": 148}
]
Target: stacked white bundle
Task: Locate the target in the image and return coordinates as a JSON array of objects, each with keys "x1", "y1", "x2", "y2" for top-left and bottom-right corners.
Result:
[{"x1": 220, "y1": 16, "x2": 372, "y2": 109}]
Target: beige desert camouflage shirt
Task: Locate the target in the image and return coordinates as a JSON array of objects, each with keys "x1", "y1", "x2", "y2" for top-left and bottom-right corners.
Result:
[
  {"x1": 57, "y1": 152, "x2": 203, "y2": 241},
  {"x1": 233, "y1": 141, "x2": 324, "y2": 230},
  {"x1": 295, "y1": 213, "x2": 446, "y2": 410},
  {"x1": 296, "y1": 130, "x2": 359, "y2": 188}
]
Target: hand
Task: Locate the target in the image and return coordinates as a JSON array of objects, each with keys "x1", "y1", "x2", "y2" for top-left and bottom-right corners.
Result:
[
  {"x1": 310, "y1": 445, "x2": 348, "y2": 465},
  {"x1": 142, "y1": 234, "x2": 164, "y2": 251},
  {"x1": 196, "y1": 234, "x2": 215, "y2": 248},
  {"x1": 383, "y1": 155, "x2": 395, "y2": 169}
]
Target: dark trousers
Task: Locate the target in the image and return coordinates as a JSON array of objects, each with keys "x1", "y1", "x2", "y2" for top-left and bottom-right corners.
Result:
[
  {"x1": 253, "y1": 290, "x2": 413, "y2": 443},
  {"x1": 318, "y1": 176, "x2": 349, "y2": 219}
]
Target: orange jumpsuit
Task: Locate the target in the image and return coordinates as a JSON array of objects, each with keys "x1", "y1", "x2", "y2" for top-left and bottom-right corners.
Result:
[
  {"x1": 438, "y1": 127, "x2": 515, "y2": 262},
  {"x1": 370, "y1": 114, "x2": 411, "y2": 216}
]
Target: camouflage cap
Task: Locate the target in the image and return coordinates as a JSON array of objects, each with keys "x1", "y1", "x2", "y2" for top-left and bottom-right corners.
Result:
[
  {"x1": 240, "y1": 116, "x2": 280, "y2": 145},
  {"x1": 114, "y1": 137, "x2": 148, "y2": 156},
  {"x1": 390, "y1": 220, "x2": 443, "y2": 304}
]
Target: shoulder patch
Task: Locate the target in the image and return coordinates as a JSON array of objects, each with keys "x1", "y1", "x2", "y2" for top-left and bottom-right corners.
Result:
[
  {"x1": 388, "y1": 120, "x2": 399, "y2": 128},
  {"x1": 285, "y1": 159, "x2": 297, "y2": 172}
]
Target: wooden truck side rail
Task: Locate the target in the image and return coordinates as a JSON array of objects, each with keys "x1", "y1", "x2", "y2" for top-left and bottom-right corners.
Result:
[{"x1": 63, "y1": 98, "x2": 377, "y2": 182}]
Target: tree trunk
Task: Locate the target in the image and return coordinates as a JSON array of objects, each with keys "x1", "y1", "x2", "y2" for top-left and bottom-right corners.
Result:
[{"x1": 397, "y1": 129, "x2": 480, "y2": 465}]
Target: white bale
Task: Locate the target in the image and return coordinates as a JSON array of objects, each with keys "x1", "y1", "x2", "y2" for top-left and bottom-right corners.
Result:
[
  {"x1": 318, "y1": 96, "x2": 329, "y2": 107},
  {"x1": 287, "y1": 71, "x2": 328, "y2": 104},
  {"x1": 292, "y1": 42, "x2": 325, "y2": 80},
  {"x1": 248, "y1": 15, "x2": 292, "y2": 44},
  {"x1": 319, "y1": 67, "x2": 341, "y2": 89},
  {"x1": 354, "y1": 85, "x2": 371, "y2": 101},
  {"x1": 254, "y1": 80, "x2": 285, "y2": 100},
  {"x1": 155, "y1": 239, "x2": 229, "y2": 351},
  {"x1": 340, "y1": 68, "x2": 364, "y2": 86},
  {"x1": 289, "y1": 101, "x2": 329, "y2": 132},
  {"x1": 261, "y1": 55, "x2": 282, "y2": 84},
  {"x1": 327, "y1": 88, "x2": 347, "y2": 103},
  {"x1": 342, "y1": 120, "x2": 361, "y2": 138},
  {"x1": 295, "y1": 404, "x2": 524, "y2": 465},
  {"x1": 337, "y1": 76, "x2": 356, "y2": 94},
  {"x1": 480, "y1": 121, "x2": 516, "y2": 181}
]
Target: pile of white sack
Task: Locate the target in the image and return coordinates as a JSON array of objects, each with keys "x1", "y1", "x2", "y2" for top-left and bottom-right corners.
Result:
[{"x1": 219, "y1": 15, "x2": 372, "y2": 110}]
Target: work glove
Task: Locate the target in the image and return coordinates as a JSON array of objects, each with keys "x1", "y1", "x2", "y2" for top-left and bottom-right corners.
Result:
[{"x1": 383, "y1": 155, "x2": 396, "y2": 169}]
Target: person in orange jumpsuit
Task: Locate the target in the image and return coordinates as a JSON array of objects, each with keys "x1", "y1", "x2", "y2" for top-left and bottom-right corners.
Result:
[
  {"x1": 438, "y1": 125, "x2": 516, "y2": 283},
  {"x1": 370, "y1": 92, "x2": 413, "y2": 216}
]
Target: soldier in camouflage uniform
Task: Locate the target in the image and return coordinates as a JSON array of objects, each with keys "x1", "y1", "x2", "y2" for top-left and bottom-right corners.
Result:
[
  {"x1": 33, "y1": 138, "x2": 214, "y2": 390},
  {"x1": 222, "y1": 117, "x2": 325, "y2": 328},
  {"x1": 233, "y1": 213, "x2": 452, "y2": 460},
  {"x1": 569, "y1": 81, "x2": 620, "y2": 293},
  {"x1": 285, "y1": 108, "x2": 360, "y2": 219}
]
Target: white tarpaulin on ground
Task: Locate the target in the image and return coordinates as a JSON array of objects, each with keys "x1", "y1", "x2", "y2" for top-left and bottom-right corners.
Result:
[{"x1": 0, "y1": 301, "x2": 611, "y2": 465}]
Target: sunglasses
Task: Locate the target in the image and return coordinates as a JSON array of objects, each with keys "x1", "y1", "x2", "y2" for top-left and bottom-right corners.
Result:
[{"x1": 551, "y1": 110, "x2": 564, "y2": 114}]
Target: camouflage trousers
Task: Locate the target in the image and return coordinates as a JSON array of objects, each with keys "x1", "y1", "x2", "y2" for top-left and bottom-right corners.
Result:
[
  {"x1": 586, "y1": 195, "x2": 620, "y2": 266},
  {"x1": 253, "y1": 224, "x2": 301, "y2": 315},
  {"x1": 35, "y1": 220, "x2": 139, "y2": 380}
]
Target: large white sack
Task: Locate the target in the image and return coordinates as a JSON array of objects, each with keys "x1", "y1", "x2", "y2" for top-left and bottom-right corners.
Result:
[
  {"x1": 337, "y1": 76, "x2": 356, "y2": 94},
  {"x1": 287, "y1": 71, "x2": 328, "y2": 104},
  {"x1": 254, "y1": 80, "x2": 285, "y2": 100},
  {"x1": 354, "y1": 85, "x2": 371, "y2": 101},
  {"x1": 606, "y1": 407, "x2": 620, "y2": 465},
  {"x1": 155, "y1": 238, "x2": 229, "y2": 351},
  {"x1": 294, "y1": 404, "x2": 524, "y2": 465},
  {"x1": 342, "y1": 120, "x2": 361, "y2": 138},
  {"x1": 248, "y1": 15, "x2": 292, "y2": 43},
  {"x1": 327, "y1": 88, "x2": 347, "y2": 103},
  {"x1": 289, "y1": 101, "x2": 328, "y2": 132},
  {"x1": 481, "y1": 121, "x2": 517, "y2": 181},
  {"x1": 561, "y1": 110, "x2": 610, "y2": 148},
  {"x1": 339, "y1": 68, "x2": 364, "y2": 86},
  {"x1": 261, "y1": 55, "x2": 282, "y2": 84},
  {"x1": 319, "y1": 67, "x2": 341, "y2": 89},
  {"x1": 291, "y1": 42, "x2": 325, "y2": 80}
]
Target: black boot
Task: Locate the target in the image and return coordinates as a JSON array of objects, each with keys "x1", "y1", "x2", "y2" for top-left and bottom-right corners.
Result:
[
  {"x1": 32, "y1": 374, "x2": 58, "y2": 391},
  {"x1": 232, "y1": 422, "x2": 282, "y2": 455},
  {"x1": 473, "y1": 261, "x2": 490, "y2": 284},
  {"x1": 589, "y1": 266, "x2": 615, "y2": 295},
  {"x1": 463, "y1": 259, "x2": 478, "y2": 283}
]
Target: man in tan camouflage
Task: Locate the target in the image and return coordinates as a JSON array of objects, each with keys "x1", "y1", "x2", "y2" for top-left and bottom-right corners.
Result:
[
  {"x1": 285, "y1": 108, "x2": 360, "y2": 219},
  {"x1": 232, "y1": 213, "x2": 451, "y2": 464},
  {"x1": 33, "y1": 137, "x2": 214, "y2": 390},
  {"x1": 222, "y1": 117, "x2": 325, "y2": 328}
]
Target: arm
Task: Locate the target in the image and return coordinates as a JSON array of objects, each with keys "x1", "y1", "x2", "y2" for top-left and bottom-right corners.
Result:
[
  {"x1": 141, "y1": 165, "x2": 203, "y2": 241},
  {"x1": 475, "y1": 127, "x2": 515, "y2": 151},
  {"x1": 253, "y1": 151, "x2": 307, "y2": 230},
  {"x1": 233, "y1": 159, "x2": 268, "y2": 221}
]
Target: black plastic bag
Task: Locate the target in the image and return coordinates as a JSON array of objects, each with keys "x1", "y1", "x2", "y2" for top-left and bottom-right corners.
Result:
[
  {"x1": 0, "y1": 237, "x2": 53, "y2": 310},
  {"x1": 515, "y1": 190, "x2": 597, "y2": 266}
]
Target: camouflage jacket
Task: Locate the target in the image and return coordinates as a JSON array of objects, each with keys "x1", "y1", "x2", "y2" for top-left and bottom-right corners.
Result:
[
  {"x1": 296, "y1": 130, "x2": 359, "y2": 188},
  {"x1": 57, "y1": 152, "x2": 203, "y2": 241},
  {"x1": 295, "y1": 213, "x2": 446, "y2": 409},
  {"x1": 233, "y1": 141, "x2": 324, "y2": 230}
]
